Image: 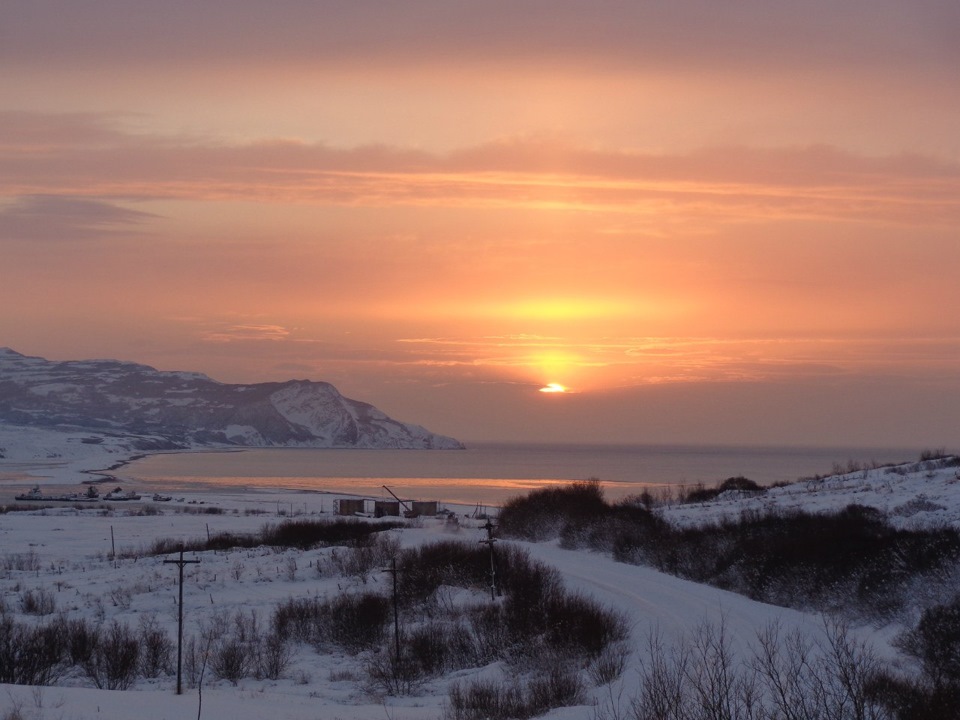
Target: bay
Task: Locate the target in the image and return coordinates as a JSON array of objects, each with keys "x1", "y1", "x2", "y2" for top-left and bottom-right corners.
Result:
[{"x1": 123, "y1": 442, "x2": 919, "y2": 506}]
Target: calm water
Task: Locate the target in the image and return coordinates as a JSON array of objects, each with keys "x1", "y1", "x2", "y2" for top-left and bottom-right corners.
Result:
[{"x1": 123, "y1": 442, "x2": 919, "y2": 506}]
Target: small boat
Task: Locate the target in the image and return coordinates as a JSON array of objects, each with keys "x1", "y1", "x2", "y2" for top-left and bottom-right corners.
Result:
[
  {"x1": 72, "y1": 486, "x2": 100, "y2": 501},
  {"x1": 15, "y1": 485, "x2": 44, "y2": 501},
  {"x1": 152, "y1": 493, "x2": 172, "y2": 502},
  {"x1": 104, "y1": 487, "x2": 141, "y2": 501}
]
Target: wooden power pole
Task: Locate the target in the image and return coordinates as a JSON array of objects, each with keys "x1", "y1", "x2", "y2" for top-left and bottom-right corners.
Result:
[
  {"x1": 479, "y1": 519, "x2": 499, "y2": 601},
  {"x1": 164, "y1": 547, "x2": 200, "y2": 695}
]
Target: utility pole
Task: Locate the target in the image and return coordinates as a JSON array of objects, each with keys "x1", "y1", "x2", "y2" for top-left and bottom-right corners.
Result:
[
  {"x1": 164, "y1": 547, "x2": 200, "y2": 695},
  {"x1": 391, "y1": 557, "x2": 401, "y2": 664},
  {"x1": 479, "y1": 519, "x2": 499, "y2": 601}
]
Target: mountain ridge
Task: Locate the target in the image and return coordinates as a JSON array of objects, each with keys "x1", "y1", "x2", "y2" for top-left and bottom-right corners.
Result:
[{"x1": 0, "y1": 347, "x2": 463, "y2": 453}]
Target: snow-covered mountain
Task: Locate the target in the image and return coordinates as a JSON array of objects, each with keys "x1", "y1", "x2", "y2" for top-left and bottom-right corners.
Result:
[{"x1": 0, "y1": 348, "x2": 463, "y2": 456}]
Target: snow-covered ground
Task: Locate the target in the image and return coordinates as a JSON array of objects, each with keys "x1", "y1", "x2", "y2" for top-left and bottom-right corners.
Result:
[
  {"x1": 661, "y1": 455, "x2": 960, "y2": 529},
  {"x1": 1, "y1": 452, "x2": 957, "y2": 719}
]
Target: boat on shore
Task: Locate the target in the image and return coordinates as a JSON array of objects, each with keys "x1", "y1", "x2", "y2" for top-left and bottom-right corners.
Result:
[
  {"x1": 14, "y1": 485, "x2": 44, "y2": 501},
  {"x1": 104, "y1": 487, "x2": 141, "y2": 501},
  {"x1": 14, "y1": 485, "x2": 101, "y2": 502}
]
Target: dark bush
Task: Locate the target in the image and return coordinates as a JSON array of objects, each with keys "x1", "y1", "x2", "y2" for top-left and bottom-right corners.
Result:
[
  {"x1": 273, "y1": 591, "x2": 390, "y2": 652},
  {"x1": 525, "y1": 662, "x2": 585, "y2": 715},
  {"x1": 498, "y1": 479, "x2": 608, "y2": 541},
  {"x1": 396, "y1": 541, "x2": 494, "y2": 604},
  {"x1": 404, "y1": 621, "x2": 476, "y2": 677},
  {"x1": 897, "y1": 594, "x2": 960, "y2": 688},
  {"x1": 444, "y1": 661, "x2": 584, "y2": 720},
  {"x1": 329, "y1": 592, "x2": 391, "y2": 651},
  {"x1": 64, "y1": 616, "x2": 99, "y2": 666},
  {"x1": 139, "y1": 518, "x2": 404, "y2": 557},
  {"x1": 254, "y1": 631, "x2": 292, "y2": 680},
  {"x1": 84, "y1": 621, "x2": 140, "y2": 690},
  {"x1": 138, "y1": 616, "x2": 173, "y2": 678},
  {"x1": 867, "y1": 672, "x2": 960, "y2": 720},
  {"x1": 496, "y1": 481, "x2": 669, "y2": 556},
  {"x1": 445, "y1": 678, "x2": 528, "y2": 720},
  {"x1": 210, "y1": 639, "x2": 249, "y2": 684},
  {"x1": 611, "y1": 503, "x2": 960, "y2": 619},
  {"x1": 0, "y1": 614, "x2": 66, "y2": 686},
  {"x1": 262, "y1": 518, "x2": 404, "y2": 549}
]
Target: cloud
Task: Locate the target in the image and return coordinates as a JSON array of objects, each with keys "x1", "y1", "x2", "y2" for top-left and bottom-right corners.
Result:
[
  {"x1": 0, "y1": 194, "x2": 156, "y2": 241},
  {"x1": 3, "y1": 113, "x2": 959, "y2": 226},
  {"x1": 4, "y1": 1, "x2": 958, "y2": 77},
  {"x1": 200, "y1": 324, "x2": 292, "y2": 343},
  {"x1": 392, "y1": 334, "x2": 960, "y2": 389}
]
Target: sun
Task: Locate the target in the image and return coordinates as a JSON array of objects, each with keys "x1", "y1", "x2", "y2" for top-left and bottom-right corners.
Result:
[{"x1": 538, "y1": 382, "x2": 568, "y2": 394}]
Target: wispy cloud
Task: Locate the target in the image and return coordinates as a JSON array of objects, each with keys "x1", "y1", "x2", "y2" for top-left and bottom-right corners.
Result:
[
  {"x1": 393, "y1": 334, "x2": 960, "y2": 389},
  {"x1": 3, "y1": 114, "x2": 959, "y2": 226},
  {"x1": 201, "y1": 324, "x2": 292, "y2": 343},
  {"x1": 0, "y1": 194, "x2": 156, "y2": 241}
]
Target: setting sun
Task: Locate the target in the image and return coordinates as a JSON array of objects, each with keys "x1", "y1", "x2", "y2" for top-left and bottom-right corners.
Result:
[{"x1": 539, "y1": 383, "x2": 568, "y2": 394}]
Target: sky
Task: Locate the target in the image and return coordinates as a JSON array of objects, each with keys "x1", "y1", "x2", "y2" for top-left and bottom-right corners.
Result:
[{"x1": 2, "y1": 1, "x2": 960, "y2": 448}]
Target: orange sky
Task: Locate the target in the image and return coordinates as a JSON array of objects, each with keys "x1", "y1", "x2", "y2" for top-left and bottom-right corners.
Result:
[{"x1": 2, "y1": 1, "x2": 959, "y2": 446}]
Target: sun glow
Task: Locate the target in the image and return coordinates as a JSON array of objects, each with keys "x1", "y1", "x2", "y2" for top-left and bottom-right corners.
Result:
[{"x1": 539, "y1": 383, "x2": 568, "y2": 393}]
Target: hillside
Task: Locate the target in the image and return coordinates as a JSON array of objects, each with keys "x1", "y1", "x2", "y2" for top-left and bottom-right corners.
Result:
[{"x1": 0, "y1": 348, "x2": 462, "y2": 473}]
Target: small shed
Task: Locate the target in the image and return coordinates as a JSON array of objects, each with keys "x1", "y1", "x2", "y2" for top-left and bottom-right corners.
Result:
[
  {"x1": 410, "y1": 500, "x2": 438, "y2": 517},
  {"x1": 374, "y1": 500, "x2": 400, "y2": 517},
  {"x1": 336, "y1": 498, "x2": 365, "y2": 516}
]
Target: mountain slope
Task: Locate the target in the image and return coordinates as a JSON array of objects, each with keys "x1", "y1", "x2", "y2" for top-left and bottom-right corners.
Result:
[{"x1": 0, "y1": 347, "x2": 462, "y2": 453}]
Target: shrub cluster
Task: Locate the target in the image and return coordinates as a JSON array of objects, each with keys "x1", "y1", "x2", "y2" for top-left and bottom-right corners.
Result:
[
  {"x1": 445, "y1": 660, "x2": 585, "y2": 720},
  {"x1": 273, "y1": 591, "x2": 391, "y2": 652},
  {"x1": 0, "y1": 612, "x2": 172, "y2": 690},
  {"x1": 680, "y1": 475, "x2": 764, "y2": 504},
  {"x1": 630, "y1": 505, "x2": 960, "y2": 618},
  {"x1": 133, "y1": 517, "x2": 404, "y2": 557},
  {"x1": 586, "y1": 616, "x2": 960, "y2": 720},
  {"x1": 498, "y1": 482, "x2": 960, "y2": 621},
  {"x1": 497, "y1": 480, "x2": 668, "y2": 555},
  {"x1": 273, "y1": 537, "x2": 627, "y2": 713}
]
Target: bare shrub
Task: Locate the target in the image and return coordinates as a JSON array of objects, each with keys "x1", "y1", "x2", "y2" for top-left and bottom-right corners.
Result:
[
  {"x1": 896, "y1": 593, "x2": 960, "y2": 688},
  {"x1": 526, "y1": 661, "x2": 585, "y2": 715},
  {"x1": 633, "y1": 628, "x2": 689, "y2": 720},
  {"x1": 230, "y1": 561, "x2": 245, "y2": 581},
  {"x1": 209, "y1": 638, "x2": 249, "y2": 684},
  {"x1": 445, "y1": 678, "x2": 528, "y2": 720},
  {"x1": 84, "y1": 621, "x2": 140, "y2": 690},
  {"x1": 284, "y1": 556, "x2": 298, "y2": 581},
  {"x1": 0, "y1": 615, "x2": 66, "y2": 686},
  {"x1": 465, "y1": 603, "x2": 512, "y2": 665},
  {"x1": 421, "y1": 621, "x2": 477, "y2": 674},
  {"x1": 272, "y1": 591, "x2": 389, "y2": 652},
  {"x1": 327, "y1": 592, "x2": 390, "y2": 651},
  {"x1": 1, "y1": 551, "x2": 40, "y2": 573},
  {"x1": 498, "y1": 478, "x2": 608, "y2": 541},
  {"x1": 254, "y1": 631, "x2": 292, "y2": 680},
  {"x1": 444, "y1": 662, "x2": 583, "y2": 720},
  {"x1": 629, "y1": 620, "x2": 892, "y2": 720},
  {"x1": 272, "y1": 597, "x2": 320, "y2": 643},
  {"x1": 590, "y1": 641, "x2": 630, "y2": 686},
  {"x1": 138, "y1": 615, "x2": 173, "y2": 678},
  {"x1": 109, "y1": 585, "x2": 132, "y2": 609},
  {"x1": 19, "y1": 587, "x2": 56, "y2": 616},
  {"x1": 364, "y1": 649, "x2": 426, "y2": 697}
]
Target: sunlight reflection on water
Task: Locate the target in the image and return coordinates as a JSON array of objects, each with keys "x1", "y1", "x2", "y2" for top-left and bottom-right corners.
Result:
[{"x1": 123, "y1": 442, "x2": 916, "y2": 506}]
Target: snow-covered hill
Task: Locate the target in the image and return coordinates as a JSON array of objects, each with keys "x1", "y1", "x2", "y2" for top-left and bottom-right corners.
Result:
[
  {"x1": 0, "y1": 348, "x2": 462, "y2": 471},
  {"x1": 661, "y1": 454, "x2": 960, "y2": 529}
]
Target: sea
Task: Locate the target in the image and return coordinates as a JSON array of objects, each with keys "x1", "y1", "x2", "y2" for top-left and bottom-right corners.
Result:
[{"x1": 123, "y1": 442, "x2": 921, "y2": 507}]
